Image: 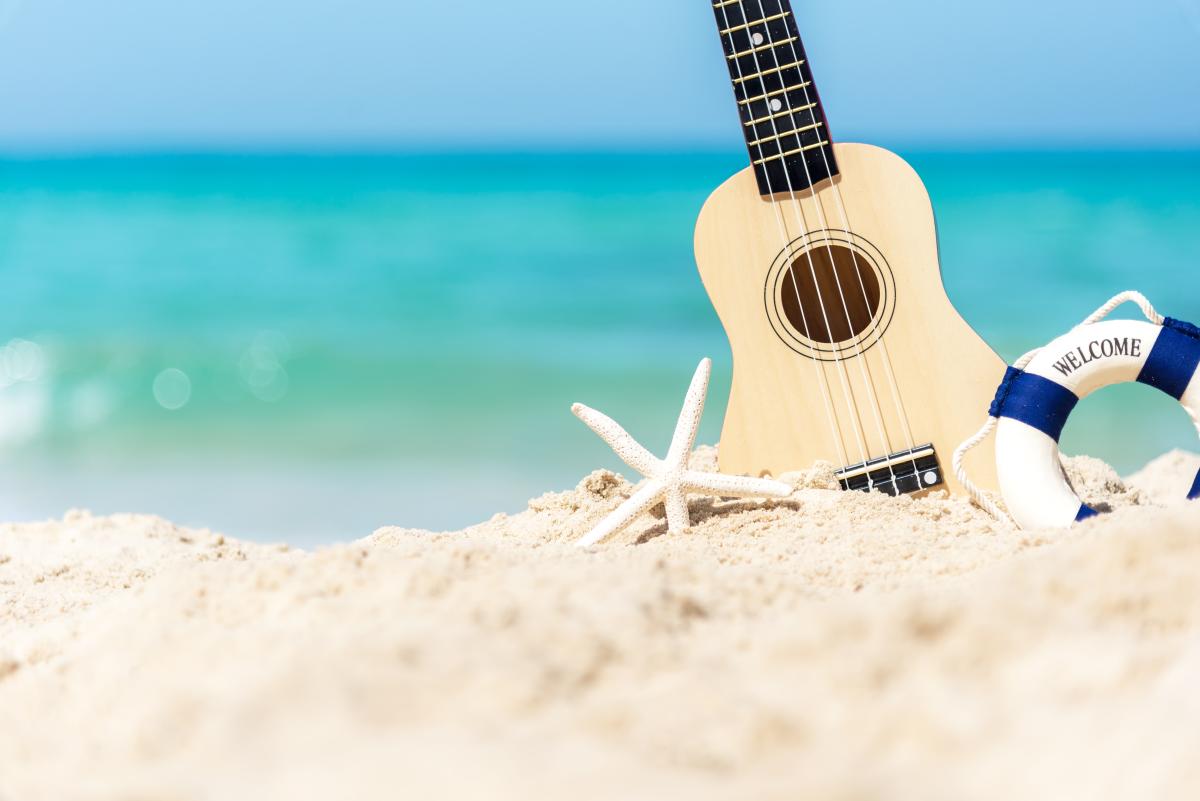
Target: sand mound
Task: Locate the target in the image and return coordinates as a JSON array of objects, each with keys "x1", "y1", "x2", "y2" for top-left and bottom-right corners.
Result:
[{"x1": 2, "y1": 451, "x2": 1199, "y2": 800}]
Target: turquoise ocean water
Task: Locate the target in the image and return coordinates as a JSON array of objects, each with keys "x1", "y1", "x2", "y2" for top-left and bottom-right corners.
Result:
[{"x1": 0, "y1": 151, "x2": 1197, "y2": 545}]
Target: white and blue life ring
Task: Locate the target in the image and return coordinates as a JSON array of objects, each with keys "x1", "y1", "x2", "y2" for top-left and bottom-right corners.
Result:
[{"x1": 990, "y1": 316, "x2": 1200, "y2": 529}]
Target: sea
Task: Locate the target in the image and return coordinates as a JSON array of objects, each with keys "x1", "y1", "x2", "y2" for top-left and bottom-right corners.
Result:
[{"x1": 1, "y1": 150, "x2": 1197, "y2": 545}]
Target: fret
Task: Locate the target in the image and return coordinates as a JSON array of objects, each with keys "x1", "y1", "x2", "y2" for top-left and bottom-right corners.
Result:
[
  {"x1": 722, "y1": 14, "x2": 792, "y2": 52},
  {"x1": 743, "y1": 101, "x2": 815, "y2": 128},
  {"x1": 745, "y1": 117, "x2": 826, "y2": 165},
  {"x1": 744, "y1": 118, "x2": 826, "y2": 169},
  {"x1": 751, "y1": 139, "x2": 831, "y2": 166},
  {"x1": 739, "y1": 81, "x2": 817, "y2": 128},
  {"x1": 726, "y1": 35, "x2": 797, "y2": 61},
  {"x1": 733, "y1": 59, "x2": 805, "y2": 85},
  {"x1": 747, "y1": 121, "x2": 823, "y2": 148},
  {"x1": 733, "y1": 63, "x2": 809, "y2": 117},
  {"x1": 710, "y1": 0, "x2": 838, "y2": 195},
  {"x1": 723, "y1": 25, "x2": 807, "y2": 102},
  {"x1": 712, "y1": 0, "x2": 788, "y2": 19},
  {"x1": 719, "y1": 11, "x2": 790, "y2": 36},
  {"x1": 738, "y1": 81, "x2": 811, "y2": 106},
  {"x1": 714, "y1": 0, "x2": 783, "y2": 34}
]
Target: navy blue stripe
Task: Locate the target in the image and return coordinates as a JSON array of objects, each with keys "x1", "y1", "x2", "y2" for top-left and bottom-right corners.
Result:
[
  {"x1": 989, "y1": 368, "x2": 1079, "y2": 442},
  {"x1": 988, "y1": 366, "x2": 1022, "y2": 419},
  {"x1": 1075, "y1": 504, "x2": 1100, "y2": 522},
  {"x1": 1136, "y1": 318, "x2": 1200, "y2": 401},
  {"x1": 1189, "y1": 468, "x2": 1200, "y2": 501}
]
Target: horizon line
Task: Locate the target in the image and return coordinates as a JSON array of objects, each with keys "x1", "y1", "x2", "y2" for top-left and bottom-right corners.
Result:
[{"x1": 2, "y1": 142, "x2": 1200, "y2": 161}]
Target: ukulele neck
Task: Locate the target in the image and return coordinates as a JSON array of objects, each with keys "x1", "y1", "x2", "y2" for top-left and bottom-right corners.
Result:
[{"x1": 710, "y1": 0, "x2": 838, "y2": 196}]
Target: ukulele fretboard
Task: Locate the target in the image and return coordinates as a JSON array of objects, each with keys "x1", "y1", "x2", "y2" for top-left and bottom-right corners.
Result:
[{"x1": 710, "y1": 0, "x2": 838, "y2": 196}]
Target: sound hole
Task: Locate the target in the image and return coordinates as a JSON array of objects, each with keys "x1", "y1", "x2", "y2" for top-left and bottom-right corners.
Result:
[{"x1": 781, "y1": 245, "x2": 881, "y2": 344}]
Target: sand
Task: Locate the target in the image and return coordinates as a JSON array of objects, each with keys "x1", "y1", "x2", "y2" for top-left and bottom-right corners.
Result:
[{"x1": 2, "y1": 448, "x2": 1199, "y2": 801}]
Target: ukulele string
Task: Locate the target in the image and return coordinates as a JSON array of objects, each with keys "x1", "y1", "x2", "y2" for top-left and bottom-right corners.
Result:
[
  {"x1": 732, "y1": 0, "x2": 891, "y2": 484},
  {"x1": 715, "y1": 0, "x2": 858, "y2": 468},
  {"x1": 763, "y1": 1, "x2": 923, "y2": 485},
  {"x1": 742, "y1": 0, "x2": 902, "y2": 492}
]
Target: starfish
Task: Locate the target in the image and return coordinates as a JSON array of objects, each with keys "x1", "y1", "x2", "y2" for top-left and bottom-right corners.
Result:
[{"x1": 572, "y1": 358, "x2": 793, "y2": 547}]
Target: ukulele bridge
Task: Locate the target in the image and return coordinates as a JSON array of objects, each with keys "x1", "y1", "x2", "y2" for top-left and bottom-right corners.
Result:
[{"x1": 836, "y1": 445, "x2": 944, "y2": 496}]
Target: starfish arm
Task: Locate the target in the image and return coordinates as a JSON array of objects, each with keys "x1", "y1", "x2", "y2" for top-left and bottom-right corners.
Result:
[
  {"x1": 663, "y1": 487, "x2": 691, "y2": 533},
  {"x1": 682, "y1": 470, "x2": 793, "y2": 499},
  {"x1": 576, "y1": 480, "x2": 665, "y2": 548},
  {"x1": 571, "y1": 403, "x2": 662, "y2": 477},
  {"x1": 666, "y1": 358, "x2": 711, "y2": 468}
]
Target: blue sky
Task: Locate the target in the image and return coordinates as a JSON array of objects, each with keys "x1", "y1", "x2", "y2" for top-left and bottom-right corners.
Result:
[{"x1": 0, "y1": 0, "x2": 1198, "y2": 151}]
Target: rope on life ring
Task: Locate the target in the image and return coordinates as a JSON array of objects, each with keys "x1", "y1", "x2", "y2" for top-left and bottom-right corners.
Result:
[{"x1": 953, "y1": 291, "x2": 1200, "y2": 529}]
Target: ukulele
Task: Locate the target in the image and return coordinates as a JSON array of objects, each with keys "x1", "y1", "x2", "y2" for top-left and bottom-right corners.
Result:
[{"x1": 697, "y1": 0, "x2": 1004, "y2": 495}]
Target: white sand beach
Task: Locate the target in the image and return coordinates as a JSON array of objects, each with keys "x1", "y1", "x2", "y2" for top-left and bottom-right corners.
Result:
[{"x1": 2, "y1": 448, "x2": 1199, "y2": 800}]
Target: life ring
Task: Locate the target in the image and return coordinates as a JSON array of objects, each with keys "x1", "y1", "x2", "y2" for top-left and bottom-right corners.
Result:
[{"x1": 989, "y1": 316, "x2": 1200, "y2": 529}]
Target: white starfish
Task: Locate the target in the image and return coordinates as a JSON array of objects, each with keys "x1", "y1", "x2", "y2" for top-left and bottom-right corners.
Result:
[{"x1": 571, "y1": 358, "x2": 793, "y2": 547}]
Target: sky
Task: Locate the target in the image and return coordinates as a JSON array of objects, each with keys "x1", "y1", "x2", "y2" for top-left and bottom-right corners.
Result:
[{"x1": 0, "y1": 0, "x2": 1198, "y2": 152}]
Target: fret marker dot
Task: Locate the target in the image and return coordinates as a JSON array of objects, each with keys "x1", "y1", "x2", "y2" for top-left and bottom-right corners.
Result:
[
  {"x1": 752, "y1": 32, "x2": 765, "y2": 45},
  {"x1": 770, "y1": 99, "x2": 783, "y2": 112},
  {"x1": 923, "y1": 471, "x2": 938, "y2": 486}
]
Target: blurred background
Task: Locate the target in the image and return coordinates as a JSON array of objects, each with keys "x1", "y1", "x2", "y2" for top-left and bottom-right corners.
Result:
[{"x1": 0, "y1": 0, "x2": 1198, "y2": 545}]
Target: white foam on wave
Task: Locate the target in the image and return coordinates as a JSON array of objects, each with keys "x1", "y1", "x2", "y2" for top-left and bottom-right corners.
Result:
[
  {"x1": 0, "y1": 338, "x2": 46, "y2": 387},
  {"x1": 0, "y1": 382, "x2": 49, "y2": 447},
  {"x1": 0, "y1": 338, "x2": 52, "y2": 446}
]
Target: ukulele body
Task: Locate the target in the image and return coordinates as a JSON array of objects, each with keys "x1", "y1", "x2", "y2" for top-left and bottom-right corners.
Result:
[{"x1": 694, "y1": 142, "x2": 1003, "y2": 494}]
